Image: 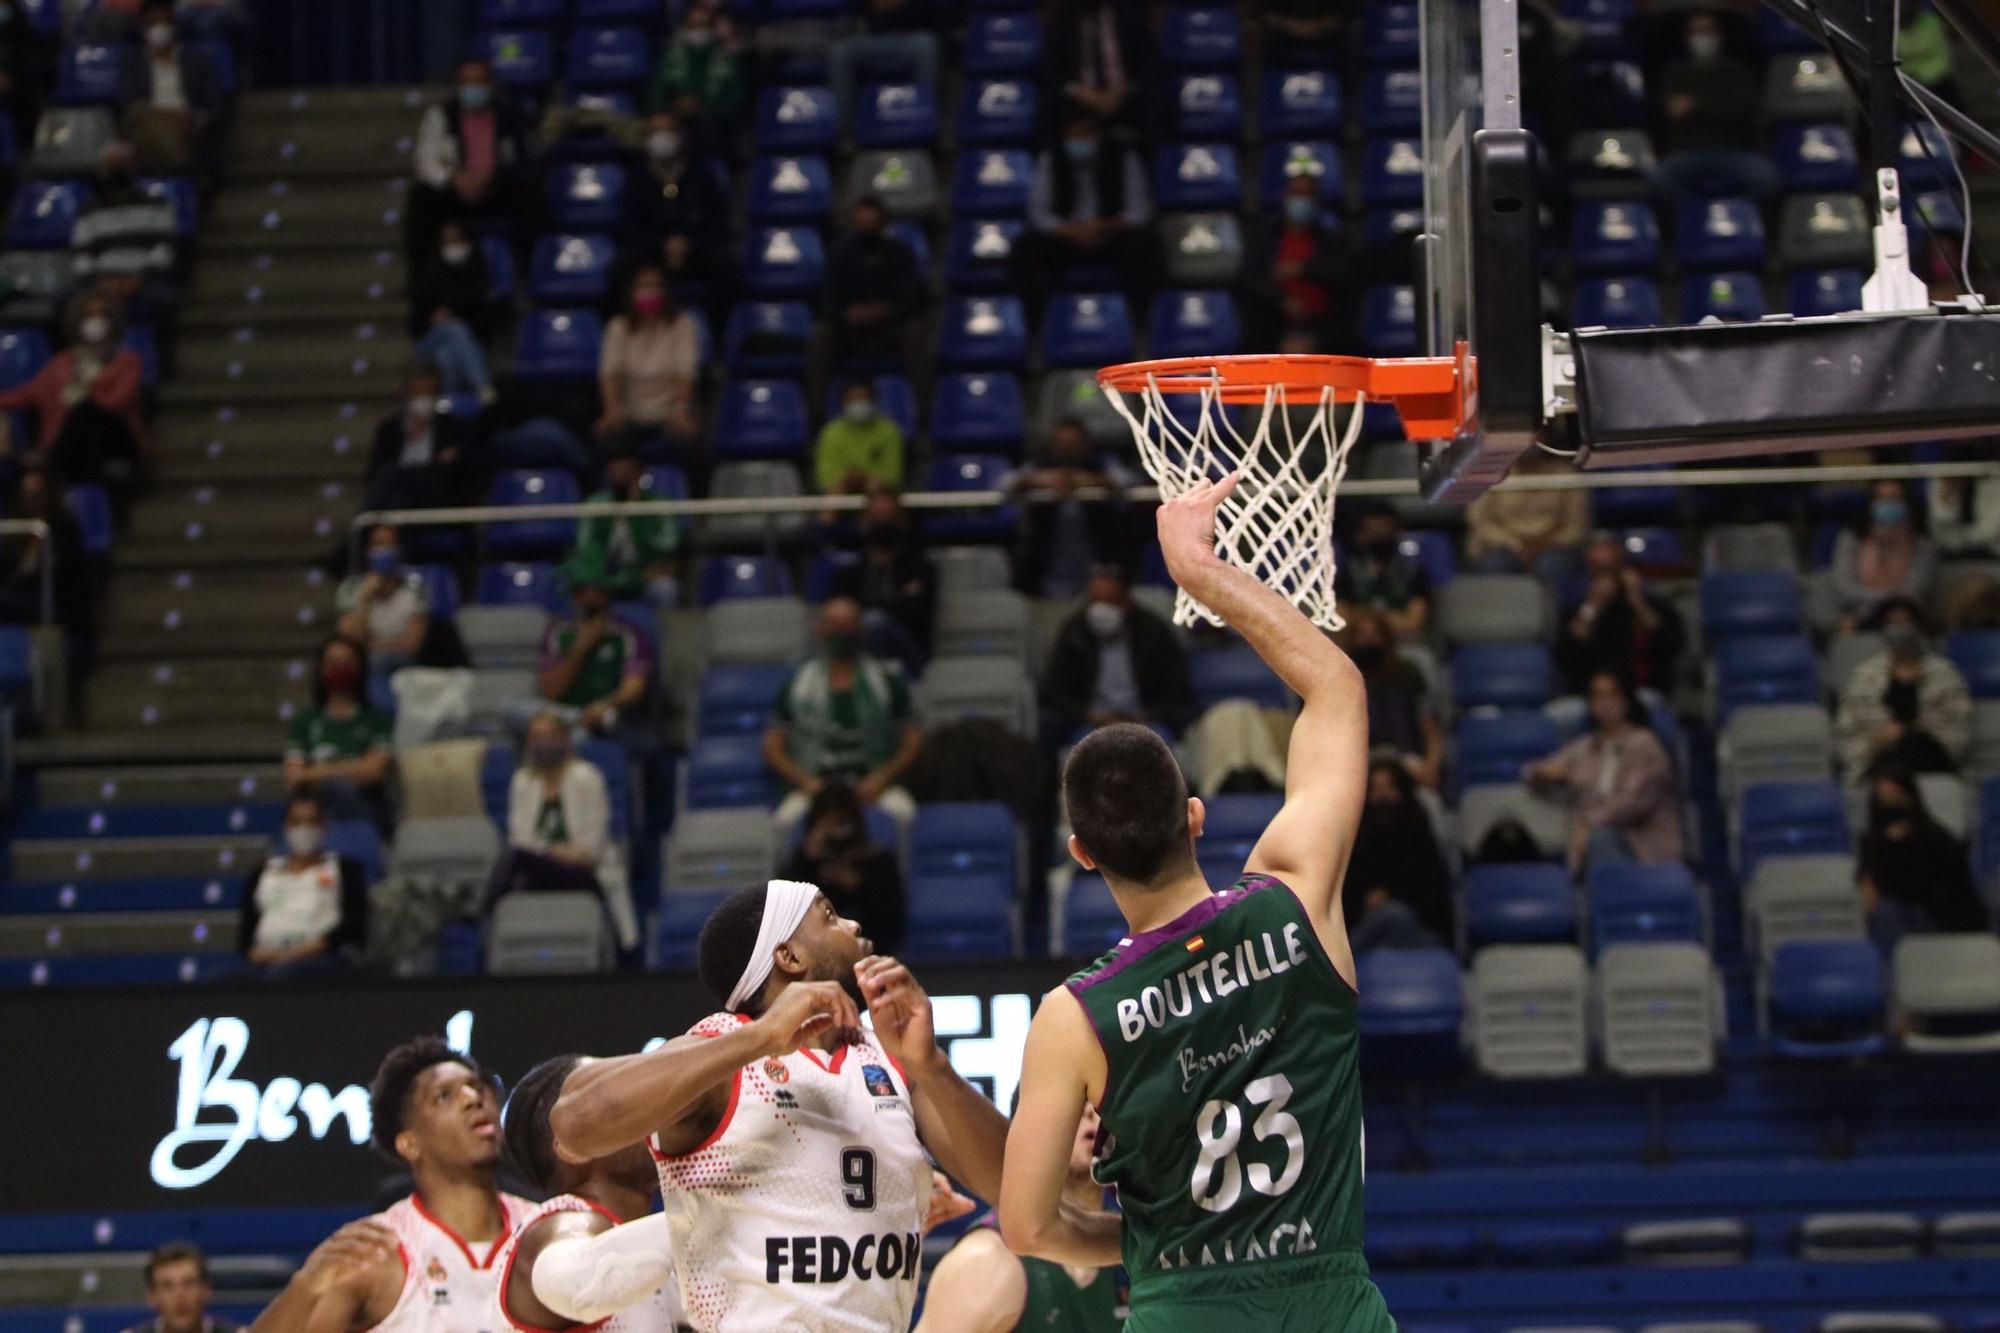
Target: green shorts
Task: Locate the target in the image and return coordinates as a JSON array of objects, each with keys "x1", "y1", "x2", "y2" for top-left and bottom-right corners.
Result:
[{"x1": 1124, "y1": 1250, "x2": 1396, "y2": 1333}]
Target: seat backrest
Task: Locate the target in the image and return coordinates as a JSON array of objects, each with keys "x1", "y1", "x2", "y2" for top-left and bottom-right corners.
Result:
[
  {"x1": 1458, "y1": 783, "x2": 1568, "y2": 858},
  {"x1": 1892, "y1": 932, "x2": 2000, "y2": 1015},
  {"x1": 1437, "y1": 575, "x2": 1549, "y2": 645},
  {"x1": 706, "y1": 597, "x2": 811, "y2": 668},
  {"x1": 488, "y1": 892, "x2": 608, "y2": 975},
  {"x1": 933, "y1": 588, "x2": 1030, "y2": 659},
  {"x1": 664, "y1": 809, "x2": 778, "y2": 897},
  {"x1": 918, "y1": 655, "x2": 1034, "y2": 734},
  {"x1": 1471, "y1": 944, "x2": 1590, "y2": 1078},
  {"x1": 456, "y1": 605, "x2": 549, "y2": 669},
  {"x1": 1598, "y1": 942, "x2": 1716, "y2": 1077},
  {"x1": 392, "y1": 815, "x2": 501, "y2": 881},
  {"x1": 846, "y1": 149, "x2": 939, "y2": 216}
]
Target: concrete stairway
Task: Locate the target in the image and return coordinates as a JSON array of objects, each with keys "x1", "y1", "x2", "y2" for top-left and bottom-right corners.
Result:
[{"x1": 26, "y1": 86, "x2": 430, "y2": 765}]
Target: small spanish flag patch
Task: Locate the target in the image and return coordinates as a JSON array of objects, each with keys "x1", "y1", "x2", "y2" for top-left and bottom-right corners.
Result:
[{"x1": 1184, "y1": 935, "x2": 1206, "y2": 953}]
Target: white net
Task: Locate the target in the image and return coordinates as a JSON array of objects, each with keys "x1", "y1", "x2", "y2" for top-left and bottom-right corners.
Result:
[{"x1": 1103, "y1": 369, "x2": 1367, "y2": 632}]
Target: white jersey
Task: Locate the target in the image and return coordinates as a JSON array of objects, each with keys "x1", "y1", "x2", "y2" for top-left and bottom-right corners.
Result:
[
  {"x1": 369, "y1": 1193, "x2": 539, "y2": 1333},
  {"x1": 490, "y1": 1195, "x2": 688, "y2": 1333},
  {"x1": 650, "y1": 1013, "x2": 930, "y2": 1333}
]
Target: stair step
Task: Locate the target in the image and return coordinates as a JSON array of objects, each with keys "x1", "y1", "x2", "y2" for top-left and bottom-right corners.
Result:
[
  {"x1": 122, "y1": 480, "x2": 360, "y2": 544},
  {"x1": 82, "y1": 658, "x2": 311, "y2": 731},
  {"x1": 238, "y1": 86, "x2": 432, "y2": 117},
  {"x1": 181, "y1": 299, "x2": 405, "y2": 332},
  {"x1": 112, "y1": 534, "x2": 341, "y2": 570},
  {"x1": 37, "y1": 763, "x2": 289, "y2": 809},
  {"x1": 203, "y1": 212, "x2": 405, "y2": 251},
  {"x1": 171, "y1": 323, "x2": 411, "y2": 386},
  {"x1": 16, "y1": 726, "x2": 289, "y2": 767},
  {"x1": 163, "y1": 371, "x2": 405, "y2": 406},
  {"x1": 98, "y1": 567, "x2": 338, "y2": 633},
  {"x1": 0, "y1": 913, "x2": 239, "y2": 956},
  {"x1": 189, "y1": 248, "x2": 406, "y2": 304},
  {"x1": 9, "y1": 835, "x2": 274, "y2": 881},
  {"x1": 212, "y1": 177, "x2": 412, "y2": 232}
]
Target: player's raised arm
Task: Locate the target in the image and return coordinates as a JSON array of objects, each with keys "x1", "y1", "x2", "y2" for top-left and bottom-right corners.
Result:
[
  {"x1": 999, "y1": 987, "x2": 1123, "y2": 1268},
  {"x1": 247, "y1": 1220, "x2": 398, "y2": 1333},
  {"x1": 913, "y1": 1230, "x2": 1031, "y2": 1333},
  {"x1": 1157, "y1": 475, "x2": 1369, "y2": 967}
]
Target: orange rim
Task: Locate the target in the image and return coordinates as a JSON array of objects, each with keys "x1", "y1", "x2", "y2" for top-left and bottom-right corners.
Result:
[{"x1": 1096, "y1": 353, "x2": 1466, "y2": 441}]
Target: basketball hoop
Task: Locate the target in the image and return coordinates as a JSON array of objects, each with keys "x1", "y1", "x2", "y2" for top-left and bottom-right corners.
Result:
[{"x1": 1097, "y1": 354, "x2": 1461, "y2": 633}]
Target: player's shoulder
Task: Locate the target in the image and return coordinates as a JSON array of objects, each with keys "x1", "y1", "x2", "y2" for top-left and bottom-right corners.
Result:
[
  {"x1": 687, "y1": 1010, "x2": 754, "y2": 1039},
  {"x1": 501, "y1": 1192, "x2": 542, "y2": 1227}
]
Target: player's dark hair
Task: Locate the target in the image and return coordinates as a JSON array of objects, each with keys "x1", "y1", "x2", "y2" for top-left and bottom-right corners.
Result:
[
  {"x1": 698, "y1": 884, "x2": 771, "y2": 1013},
  {"x1": 1064, "y1": 723, "x2": 1193, "y2": 887},
  {"x1": 144, "y1": 1241, "x2": 207, "y2": 1286},
  {"x1": 502, "y1": 1054, "x2": 583, "y2": 1194},
  {"x1": 368, "y1": 1036, "x2": 490, "y2": 1161}
]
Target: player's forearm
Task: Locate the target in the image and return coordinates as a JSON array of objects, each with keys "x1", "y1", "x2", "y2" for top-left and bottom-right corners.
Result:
[
  {"x1": 248, "y1": 1276, "x2": 319, "y2": 1333},
  {"x1": 1003, "y1": 1198, "x2": 1123, "y2": 1267},
  {"x1": 552, "y1": 1027, "x2": 768, "y2": 1159},
  {"x1": 1174, "y1": 553, "x2": 1358, "y2": 705},
  {"x1": 905, "y1": 1051, "x2": 1011, "y2": 1203}
]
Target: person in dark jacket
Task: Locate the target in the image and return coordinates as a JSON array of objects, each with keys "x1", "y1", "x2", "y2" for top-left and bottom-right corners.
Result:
[
  {"x1": 1045, "y1": 0, "x2": 1150, "y2": 136},
  {"x1": 407, "y1": 217, "x2": 497, "y2": 345},
  {"x1": 1018, "y1": 110, "x2": 1155, "y2": 309},
  {"x1": 810, "y1": 195, "x2": 925, "y2": 402},
  {"x1": 363, "y1": 362, "x2": 474, "y2": 513},
  {"x1": 116, "y1": 0, "x2": 224, "y2": 178},
  {"x1": 1859, "y1": 767, "x2": 1991, "y2": 952},
  {"x1": 407, "y1": 59, "x2": 533, "y2": 262},
  {"x1": 1246, "y1": 173, "x2": 1357, "y2": 350},
  {"x1": 1557, "y1": 531, "x2": 1687, "y2": 694},
  {"x1": 828, "y1": 487, "x2": 936, "y2": 675},
  {"x1": 1342, "y1": 759, "x2": 1455, "y2": 950},
  {"x1": 779, "y1": 780, "x2": 906, "y2": 954},
  {"x1": 1011, "y1": 417, "x2": 1135, "y2": 599},
  {"x1": 622, "y1": 109, "x2": 731, "y2": 259},
  {"x1": 1043, "y1": 566, "x2": 1196, "y2": 738},
  {"x1": 240, "y1": 788, "x2": 370, "y2": 979}
]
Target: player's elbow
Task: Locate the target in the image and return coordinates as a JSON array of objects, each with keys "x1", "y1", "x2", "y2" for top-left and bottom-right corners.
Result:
[
  {"x1": 547, "y1": 1085, "x2": 612, "y2": 1162},
  {"x1": 996, "y1": 1201, "x2": 1056, "y2": 1260}
]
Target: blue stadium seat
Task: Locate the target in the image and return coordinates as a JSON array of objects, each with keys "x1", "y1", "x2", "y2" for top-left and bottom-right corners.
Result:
[
  {"x1": 1590, "y1": 861, "x2": 1703, "y2": 950},
  {"x1": 1616, "y1": 526, "x2": 1684, "y2": 571},
  {"x1": 747, "y1": 155, "x2": 834, "y2": 224},
  {"x1": 1267, "y1": 140, "x2": 1346, "y2": 206},
  {"x1": 482, "y1": 0, "x2": 563, "y2": 21},
  {"x1": 1169, "y1": 73, "x2": 1242, "y2": 139},
  {"x1": 888, "y1": 219, "x2": 931, "y2": 274},
  {"x1": 1456, "y1": 713, "x2": 1560, "y2": 788},
  {"x1": 325, "y1": 819, "x2": 387, "y2": 883},
  {"x1": 546, "y1": 162, "x2": 628, "y2": 230},
  {"x1": 1899, "y1": 121, "x2": 1955, "y2": 191},
  {"x1": 957, "y1": 78, "x2": 1038, "y2": 145},
  {"x1": 1362, "y1": 67, "x2": 1424, "y2": 135},
  {"x1": 805, "y1": 549, "x2": 861, "y2": 603},
  {"x1": 723, "y1": 301, "x2": 813, "y2": 376},
  {"x1": 930, "y1": 372, "x2": 1025, "y2": 452},
  {"x1": 123, "y1": 326, "x2": 159, "y2": 389},
  {"x1": 1040, "y1": 293, "x2": 1135, "y2": 369},
  {"x1": 576, "y1": 0, "x2": 657, "y2": 19},
  {"x1": 1466, "y1": 863, "x2": 1579, "y2": 946},
  {"x1": 1572, "y1": 277, "x2": 1662, "y2": 329},
  {"x1": 714, "y1": 379, "x2": 810, "y2": 460},
  {"x1": 1148, "y1": 289, "x2": 1242, "y2": 360},
  {"x1": 1912, "y1": 188, "x2": 1966, "y2": 240},
  {"x1": 477, "y1": 561, "x2": 564, "y2": 608},
  {"x1": 755, "y1": 86, "x2": 839, "y2": 153},
  {"x1": 482, "y1": 28, "x2": 554, "y2": 89},
  {"x1": 698, "y1": 663, "x2": 795, "y2": 737},
  {"x1": 854, "y1": 81, "x2": 939, "y2": 148},
  {"x1": 1262, "y1": 69, "x2": 1341, "y2": 136},
  {"x1": 1360, "y1": 284, "x2": 1419, "y2": 356},
  {"x1": 965, "y1": 13, "x2": 1041, "y2": 74},
  {"x1": 567, "y1": 25, "x2": 649, "y2": 87},
  {"x1": 1363, "y1": 205, "x2": 1425, "y2": 250},
  {"x1": 1199, "y1": 792, "x2": 1284, "y2": 869},
  {"x1": 1947, "y1": 631, "x2": 2000, "y2": 699},
  {"x1": 1714, "y1": 634, "x2": 1819, "y2": 714},
  {"x1": 905, "y1": 870, "x2": 1015, "y2": 961},
  {"x1": 1738, "y1": 780, "x2": 1851, "y2": 875},
  {"x1": 53, "y1": 43, "x2": 119, "y2": 105},
  {"x1": 7, "y1": 180, "x2": 88, "y2": 249},
  {"x1": 684, "y1": 734, "x2": 775, "y2": 810},
  {"x1": 414, "y1": 563, "x2": 461, "y2": 621},
  {"x1": 1450, "y1": 643, "x2": 1556, "y2": 711},
  {"x1": 1062, "y1": 872, "x2": 1126, "y2": 956},
  {"x1": 1677, "y1": 198, "x2": 1767, "y2": 271},
  {"x1": 569, "y1": 92, "x2": 637, "y2": 128},
  {"x1": 64, "y1": 483, "x2": 113, "y2": 557},
  {"x1": 699, "y1": 555, "x2": 795, "y2": 606},
  {"x1": 1774, "y1": 124, "x2": 1860, "y2": 192},
  {"x1": 0, "y1": 327, "x2": 48, "y2": 390},
  {"x1": 485, "y1": 470, "x2": 581, "y2": 556},
  {"x1": 137, "y1": 176, "x2": 199, "y2": 238},
  {"x1": 1492, "y1": 1222, "x2": 1617, "y2": 1266},
  {"x1": 918, "y1": 455, "x2": 1018, "y2": 543},
  {"x1": 1399, "y1": 530, "x2": 1458, "y2": 588},
  {"x1": 1160, "y1": 6, "x2": 1242, "y2": 68},
  {"x1": 944, "y1": 218, "x2": 1024, "y2": 291},
  {"x1": 1360, "y1": 137, "x2": 1430, "y2": 209},
  {"x1": 1578, "y1": 59, "x2": 1649, "y2": 127},
  {"x1": 1767, "y1": 939, "x2": 1887, "y2": 1058},
  {"x1": 1571, "y1": 201, "x2": 1661, "y2": 273},
  {"x1": 1368, "y1": 1228, "x2": 1483, "y2": 1270},
  {"x1": 0, "y1": 627, "x2": 33, "y2": 699},
  {"x1": 1355, "y1": 947, "x2": 1464, "y2": 1073},
  {"x1": 1361, "y1": 1, "x2": 1421, "y2": 63},
  {"x1": 1563, "y1": 0, "x2": 1636, "y2": 56},
  {"x1": 938, "y1": 296, "x2": 1029, "y2": 369},
  {"x1": 741, "y1": 226, "x2": 826, "y2": 298},
  {"x1": 1682, "y1": 271, "x2": 1767, "y2": 323},
  {"x1": 654, "y1": 891, "x2": 729, "y2": 970},
  {"x1": 951, "y1": 149, "x2": 1033, "y2": 217},
  {"x1": 482, "y1": 234, "x2": 517, "y2": 304},
  {"x1": 1701, "y1": 570, "x2": 1803, "y2": 637},
  {"x1": 1189, "y1": 645, "x2": 1290, "y2": 711},
  {"x1": 911, "y1": 801, "x2": 1017, "y2": 878},
  {"x1": 527, "y1": 232, "x2": 615, "y2": 303},
  {"x1": 1756, "y1": 2, "x2": 1822, "y2": 51},
  {"x1": 1156, "y1": 143, "x2": 1244, "y2": 212},
  {"x1": 513, "y1": 309, "x2": 603, "y2": 381}
]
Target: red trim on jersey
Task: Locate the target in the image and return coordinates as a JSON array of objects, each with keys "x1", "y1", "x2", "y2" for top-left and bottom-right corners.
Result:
[
  {"x1": 653, "y1": 1066, "x2": 742, "y2": 1159},
  {"x1": 882, "y1": 1051, "x2": 907, "y2": 1084},
  {"x1": 497, "y1": 1197, "x2": 624, "y2": 1333},
  {"x1": 799, "y1": 1043, "x2": 848, "y2": 1075},
  {"x1": 410, "y1": 1191, "x2": 509, "y2": 1270}
]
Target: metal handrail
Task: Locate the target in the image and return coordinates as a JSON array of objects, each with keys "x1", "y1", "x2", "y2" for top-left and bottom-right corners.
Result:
[{"x1": 0, "y1": 519, "x2": 54, "y2": 626}]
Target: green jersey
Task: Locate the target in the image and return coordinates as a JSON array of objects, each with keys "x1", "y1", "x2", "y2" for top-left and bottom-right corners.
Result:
[
  {"x1": 1065, "y1": 874, "x2": 1391, "y2": 1330},
  {"x1": 1017, "y1": 1256, "x2": 1122, "y2": 1330}
]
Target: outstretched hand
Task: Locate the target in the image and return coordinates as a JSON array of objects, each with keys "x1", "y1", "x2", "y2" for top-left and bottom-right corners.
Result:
[
  {"x1": 292, "y1": 1219, "x2": 396, "y2": 1301},
  {"x1": 855, "y1": 955, "x2": 939, "y2": 1072},
  {"x1": 1156, "y1": 473, "x2": 1239, "y2": 587}
]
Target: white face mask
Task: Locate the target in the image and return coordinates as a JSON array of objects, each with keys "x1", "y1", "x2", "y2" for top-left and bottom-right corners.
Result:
[
  {"x1": 284, "y1": 824, "x2": 324, "y2": 858},
  {"x1": 146, "y1": 21, "x2": 173, "y2": 50},
  {"x1": 1687, "y1": 31, "x2": 1722, "y2": 61},
  {"x1": 680, "y1": 26, "x2": 714, "y2": 47},
  {"x1": 648, "y1": 130, "x2": 680, "y2": 161},
  {"x1": 408, "y1": 394, "x2": 436, "y2": 419},
  {"x1": 78, "y1": 315, "x2": 110, "y2": 345},
  {"x1": 843, "y1": 399, "x2": 875, "y2": 424},
  {"x1": 1086, "y1": 601, "x2": 1124, "y2": 638},
  {"x1": 442, "y1": 242, "x2": 472, "y2": 265}
]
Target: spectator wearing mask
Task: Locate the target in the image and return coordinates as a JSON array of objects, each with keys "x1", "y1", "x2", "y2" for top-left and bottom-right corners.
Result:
[
  {"x1": 1652, "y1": 10, "x2": 1779, "y2": 203},
  {"x1": 1831, "y1": 479, "x2": 1938, "y2": 630},
  {"x1": 1929, "y1": 470, "x2": 2000, "y2": 556},
  {"x1": 1836, "y1": 599, "x2": 1970, "y2": 782},
  {"x1": 1859, "y1": 769, "x2": 1990, "y2": 952},
  {"x1": 595, "y1": 265, "x2": 701, "y2": 466},
  {"x1": 564, "y1": 440, "x2": 681, "y2": 607},
  {"x1": 622, "y1": 110, "x2": 731, "y2": 291},
  {"x1": 779, "y1": 779, "x2": 907, "y2": 953},
  {"x1": 73, "y1": 142, "x2": 182, "y2": 328},
  {"x1": 763, "y1": 597, "x2": 923, "y2": 823},
  {"x1": 499, "y1": 711, "x2": 638, "y2": 951},
  {"x1": 828, "y1": 487, "x2": 936, "y2": 673},
  {"x1": 1047, "y1": 0, "x2": 1148, "y2": 135},
  {"x1": 1334, "y1": 503, "x2": 1432, "y2": 640},
  {"x1": 1526, "y1": 670, "x2": 1684, "y2": 878},
  {"x1": 1342, "y1": 606, "x2": 1443, "y2": 790},
  {"x1": 535, "y1": 573, "x2": 654, "y2": 736},
  {"x1": 1465, "y1": 451, "x2": 1589, "y2": 579},
  {"x1": 285, "y1": 634, "x2": 394, "y2": 831},
  {"x1": 646, "y1": 2, "x2": 743, "y2": 127},
  {"x1": 408, "y1": 60, "x2": 530, "y2": 259},
  {"x1": 363, "y1": 363, "x2": 470, "y2": 512},
  {"x1": 815, "y1": 378, "x2": 905, "y2": 496},
  {"x1": 812, "y1": 196, "x2": 924, "y2": 402},
  {"x1": 826, "y1": 0, "x2": 941, "y2": 117},
  {"x1": 122, "y1": 1243, "x2": 240, "y2": 1333},
  {"x1": 1011, "y1": 417, "x2": 1135, "y2": 599},
  {"x1": 0, "y1": 462, "x2": 89, "y2": 636},
  {"x1": 1044, "y1": 566, "x2": 1196, "y2": 739},
  {"x1": 335, "y1": 525, "x2": 430, "y2": 695},
  {"x1": 116, "y1": 0, "x2": 222, "y2": 178},
  {"x1": 1558, "y1": 531, "x2": 1686, "y2": 694},
  {"x1": 1341, "y1": 760, "x2": 1454, "y2": 951},
  {"x1": 0, "y1": 292, "x2": 148, "y2": 494},
  {"x1": 408, "y1": 218, "x2": 497, "y2": 367},
  {"x1": 1022, "y1": 112, "x2": 1154, "y2": 310},
  {"x1": 240, "y1": 789, "x2": 368, "y2": 978},
  {"x1": 1247, "y1": 173, "x2": 1355, "y2": 348}
]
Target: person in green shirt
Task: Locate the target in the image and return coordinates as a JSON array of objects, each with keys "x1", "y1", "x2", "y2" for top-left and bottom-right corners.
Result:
[
  {"x1": 646, "y1": 3, "x2": 744, "y2": 127},
  {"x1": 815, "y1": 379, "x2": 906, "y2": 496},
  {"x1": 564, "y1": 440, "x2": 682, "y2": 606},
  {"x1": 762, "y1": 596, "x2": 923, "y2": 823},
  {"x1": 284, "y1": 634, "x2": 395, "y2": 831},
  {"x1": 536, "y1": 574, "x2": 655, "y2": 736},
  {"x1": 1900, "y1": 1, "x2": 1957, "y2": 97}
]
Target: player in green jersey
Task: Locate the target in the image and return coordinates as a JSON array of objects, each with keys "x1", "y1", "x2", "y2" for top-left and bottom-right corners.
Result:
[{"x1": 999, "y1": 474, "x2": 1393, "y2": 1333}]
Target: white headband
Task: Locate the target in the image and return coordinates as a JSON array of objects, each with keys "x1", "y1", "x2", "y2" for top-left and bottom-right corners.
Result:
[{"x1": 726, "y1": 879, "x2": 821, "y2": 1013}]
